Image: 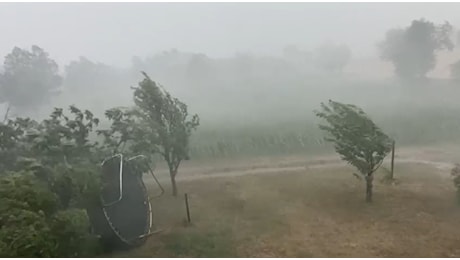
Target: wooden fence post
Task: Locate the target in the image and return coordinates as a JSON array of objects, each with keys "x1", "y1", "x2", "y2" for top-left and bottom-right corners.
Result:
[
  {"x1": 390, "y1": 140, "x2": 395, "y2": 179},
  {"x1": 185, "y1": 193, "x2": 191, "y2": 224}
]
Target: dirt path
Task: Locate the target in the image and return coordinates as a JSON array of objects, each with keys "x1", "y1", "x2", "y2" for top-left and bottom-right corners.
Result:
[
  {"x1": 170, "y1": 158, "x2": 455, "y2": 182},
  {"x1": 146, "y1": 144, "x2": 460, "y2": 184}
]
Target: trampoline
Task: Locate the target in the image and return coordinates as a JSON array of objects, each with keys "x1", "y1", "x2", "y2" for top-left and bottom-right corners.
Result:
[{"x1": 87, "y1": 154, "x2": 164, "y2": 249}]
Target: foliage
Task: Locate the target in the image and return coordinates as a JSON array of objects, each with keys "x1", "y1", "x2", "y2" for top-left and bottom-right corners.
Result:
[
  {"x1": 314, "y1": 100, "x2": 392, "y2": 202},
  {"x1": 0, "y1": 105, "x2": 104, "y2": 257},
  {"x1": 28, "y1": 105, "x2": 101, "y2": 166},
  {"x1": 0, "y1": 117, "x2": 38, "y2": 172},
  {"x1": 97, "y1": 106, "x2": 146, "y2": 157},
  {"x1": 130, "y1": 72, "x2": 200, "y2": 196},
  {"x1": 379, "y1": 19, "x2": 454, "y2": 80},
  {"x1": 0, "y1": 172, "x2": 102, "y2": 257},
  {"x1": 0, "y1": 45, "x2": 62, "y2": 115},
  {"x1": 96, "y1": 72, "x2": 201, "y2": 196},
  {"x1": 0, "y1": 104, "x2": 102, "y2": 172},
  {"x1": 48, "y1": 208, "x2": 101, "y2": 257}
]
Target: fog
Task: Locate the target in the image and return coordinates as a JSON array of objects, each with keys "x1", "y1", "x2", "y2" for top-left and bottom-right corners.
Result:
[
  {"x1": 1, "y1": 3, "x2": 460, "y2": 65},
  {"x1": 2, "y1": 2, "x2": 460, "y2": 157}
]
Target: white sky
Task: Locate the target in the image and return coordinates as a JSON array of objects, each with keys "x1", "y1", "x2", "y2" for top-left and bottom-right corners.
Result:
[{"x1": 0, "y1": 2, "x2": 459, "y2": 67}]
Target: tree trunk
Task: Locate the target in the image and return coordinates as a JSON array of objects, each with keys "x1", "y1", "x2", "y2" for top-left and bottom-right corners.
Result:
[
  {"x1": 170, "y1": 170, "x2": 178, "y2": 197},
  {"x1": 365, "y1": 173, "x2": 373, "y2": 203}
]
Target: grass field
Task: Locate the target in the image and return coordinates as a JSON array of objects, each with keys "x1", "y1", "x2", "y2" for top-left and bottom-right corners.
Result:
[{"x1": 109, "y1": 145, "x2": 460, "y2": 258}]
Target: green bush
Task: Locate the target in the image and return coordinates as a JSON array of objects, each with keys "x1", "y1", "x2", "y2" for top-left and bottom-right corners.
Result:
[
  {"x1": 0, "y1": 172, "x2": 102, "y2": 257},
  {"x1": 0, "y1": 105, "x2": 105, "y2": 257}
]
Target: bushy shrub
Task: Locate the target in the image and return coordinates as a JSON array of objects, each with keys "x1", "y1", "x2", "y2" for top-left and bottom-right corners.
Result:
[
  {"x1": 0, "y1": 171, "x2": 102, "y2": 257},
  {"x1": 0, "y1": 105, "x2": 104, "y2": 257}
]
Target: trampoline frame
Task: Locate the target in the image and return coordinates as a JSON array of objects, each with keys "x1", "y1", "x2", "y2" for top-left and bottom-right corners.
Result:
[{"x1": 95, "y1": 153, "x2": 164, "y2": 248}]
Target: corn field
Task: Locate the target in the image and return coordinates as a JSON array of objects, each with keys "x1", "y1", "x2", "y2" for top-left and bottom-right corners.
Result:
[
  {"x1": 188, "y1": 108, "x2": 460, "y2": 161},
  {"x1": 189, "y1": 130, "x2": 329, "y2": 160}
]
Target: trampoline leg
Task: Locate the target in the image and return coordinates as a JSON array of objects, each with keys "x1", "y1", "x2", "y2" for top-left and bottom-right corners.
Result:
[{"x1": 138, "y1": 229, "x2": 163, "y2": 239}]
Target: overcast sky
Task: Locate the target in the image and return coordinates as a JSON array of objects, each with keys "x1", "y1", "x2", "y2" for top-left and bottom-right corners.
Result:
[{"x1": 1, "y1": 2, "x2": 459, "y2": 67}]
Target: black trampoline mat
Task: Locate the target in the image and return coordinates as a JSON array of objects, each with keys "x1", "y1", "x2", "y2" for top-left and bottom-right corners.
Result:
[{"x1": 101, "y1": 157, "x2": 150, "y2": 243}]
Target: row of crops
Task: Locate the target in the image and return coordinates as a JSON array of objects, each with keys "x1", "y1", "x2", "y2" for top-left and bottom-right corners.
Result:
[
  {"x1": 188, "y1": 107, "x2": 460, "y2": 161},
  {"x1": 189, "y1": 131, "x2": 330, "y2": 160}
]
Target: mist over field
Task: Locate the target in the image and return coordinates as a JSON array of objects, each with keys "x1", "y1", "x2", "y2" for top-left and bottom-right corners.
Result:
[{"x1": 2, "y1": 2, "x2": 460, "y2": 160}]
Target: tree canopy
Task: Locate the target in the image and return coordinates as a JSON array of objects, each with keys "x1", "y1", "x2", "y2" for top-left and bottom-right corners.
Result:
[
  {"x1": 131, "y1": 72, "x2": 199, "y2": 196},
  {"x1": 98, "y1": 72, "x2": 200, "y2": 196},
  {"x1": 315, "y1": 100, "x2": 392, "y2": 202},
  {"x1": 0, "y1": 46, "x2": 62, "y2": 115},
  {"x1": 379, "y1": 19, "x2": 454, "y2": 80}
]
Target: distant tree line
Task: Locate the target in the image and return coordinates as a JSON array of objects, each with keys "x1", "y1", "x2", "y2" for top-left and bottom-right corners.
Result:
[{"x1": 1, "y1": 18, "x2": 459, "y2": 117}]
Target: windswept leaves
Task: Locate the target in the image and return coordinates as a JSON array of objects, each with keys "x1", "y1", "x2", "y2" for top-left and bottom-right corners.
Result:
[
  {"x1": 315, "y1": 100, "x2": 392, "y2": 175},
  {"x1": 130, "y1": 72, "x2": 200, "y2": 171}
]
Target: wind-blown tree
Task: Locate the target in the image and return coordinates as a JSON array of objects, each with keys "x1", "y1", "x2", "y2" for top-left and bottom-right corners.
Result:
[
  {"x1": 0, "y1": 45, "x2": 62, "y2": 116},
  {"x1": 379, "y1": 19, "x2": 454, "y2": 80},
  {"x1": 131, "y1": 72, "x2": 199, "y2": 196},
  {"x1": 314, "y1": 100, "x2": 392, "y2": 203}
]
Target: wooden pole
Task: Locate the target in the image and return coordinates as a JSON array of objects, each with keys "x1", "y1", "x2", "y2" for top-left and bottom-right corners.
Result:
[
  {"x1": 3, "y1": 105, "x2": 10, "y2": 123},
  {"x1": 185, "y1": 193, "x2": 191, "y2": 223},
  {"x1": 390, "y1": 140, "x2": 395, "y2": 179}
]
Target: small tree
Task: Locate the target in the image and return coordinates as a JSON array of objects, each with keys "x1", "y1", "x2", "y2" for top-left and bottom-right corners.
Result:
[
  {"x1": 314, "y1": 100, "x2": 392, "y2": 202},
  {"x1": 131, "y1": 72, "x2": 199, "y2": 196}
]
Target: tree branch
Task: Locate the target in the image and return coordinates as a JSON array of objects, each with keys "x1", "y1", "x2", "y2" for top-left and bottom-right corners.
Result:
[
  {"x1": 370, "y1": 158, "x2": 385, "y2": 174},
  {"x1": 173, "y1": 159, "x2": 181, "y2": 176}
]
